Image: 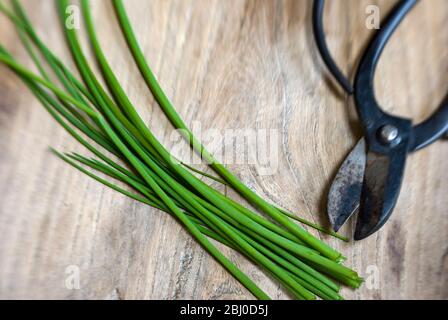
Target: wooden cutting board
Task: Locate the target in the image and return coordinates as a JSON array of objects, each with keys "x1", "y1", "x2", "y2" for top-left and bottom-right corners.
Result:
[{"x1": 0, "y1": 0, "x2": 446, "y2": 299}]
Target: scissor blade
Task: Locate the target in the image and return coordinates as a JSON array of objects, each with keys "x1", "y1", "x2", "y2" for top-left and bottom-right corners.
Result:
[
  {"x1": 354, "y1": 148, "x2": 408, "y2": 240},
  {"x1": 327, "y1": 139, "x2": 366, "y2": 232}
]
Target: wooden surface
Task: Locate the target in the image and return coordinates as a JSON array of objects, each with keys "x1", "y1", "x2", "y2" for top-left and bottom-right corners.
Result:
[{"x1": 0, "y1": 0, "x2": 447, "y2": 300}]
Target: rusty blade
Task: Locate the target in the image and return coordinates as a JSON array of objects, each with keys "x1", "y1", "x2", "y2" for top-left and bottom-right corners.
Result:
[
  {"x1": 327, "y1": 139, "x2": 366, "y2": 232},
  {"x1": 354, "y1": 147, "x2": 408, "y2": 240}
]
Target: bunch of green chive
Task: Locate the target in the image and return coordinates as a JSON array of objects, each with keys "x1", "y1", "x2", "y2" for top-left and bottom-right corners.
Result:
[{"x1": 0, "y1": 0, "x2": 363, "y2": 300}]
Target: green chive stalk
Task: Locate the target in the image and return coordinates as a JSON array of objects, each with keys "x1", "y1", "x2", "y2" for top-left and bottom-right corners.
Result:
[
  {"x1": 0, "y1": 0, "x2": 362, "y2": 299},
  {"x1": 0, "y1": 49, "x2": 275, "y2": 300},
  {"x1": 75, "y1": 0, "x2": 357, "y2": 280},
  {"x1": 111, "y1": 0, "x2": 346, "y2": 257}
]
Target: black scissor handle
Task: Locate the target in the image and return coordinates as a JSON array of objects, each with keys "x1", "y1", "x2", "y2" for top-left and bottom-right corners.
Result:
[
  {"x1": 410, "y1": 93, "x2": 448, "y2": 151},
  {"x1": 312, "y1": 0, "x2": 354, "y2": 94},
  {"x1": 354, "y1": 0, "x2": 448, "y2": 153},
  {"x1": 313, "y1": 0, "x2": 448, "y2": 152}
]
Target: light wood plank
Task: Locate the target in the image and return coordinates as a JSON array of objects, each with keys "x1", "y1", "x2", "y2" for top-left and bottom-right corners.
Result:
[{"x1": 0, "y1": 0, "x2": 446, "y2": 299}]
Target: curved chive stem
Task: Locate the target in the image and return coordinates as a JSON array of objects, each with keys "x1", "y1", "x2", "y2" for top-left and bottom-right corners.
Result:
[
  {"x1": 0, "y1": 0, "x2": 363, "y2": 299},
  {"x1": 112, "y1": 0, "x2": 344, "y2": 258}
]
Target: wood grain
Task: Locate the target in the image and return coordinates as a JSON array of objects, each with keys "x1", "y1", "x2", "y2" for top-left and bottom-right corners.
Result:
[{"x1": 0, "y1": 0, "x2": 447, "y2": 300}]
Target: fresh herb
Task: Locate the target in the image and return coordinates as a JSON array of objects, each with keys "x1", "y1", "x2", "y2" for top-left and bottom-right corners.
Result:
[{"x1": 0, "y1": 0, "x2": 362, "y2": 299}]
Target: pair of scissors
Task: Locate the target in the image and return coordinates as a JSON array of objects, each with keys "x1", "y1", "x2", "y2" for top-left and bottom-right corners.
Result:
[{"x1": 312, "y1": 0, "x2": 448, "y2": 240}]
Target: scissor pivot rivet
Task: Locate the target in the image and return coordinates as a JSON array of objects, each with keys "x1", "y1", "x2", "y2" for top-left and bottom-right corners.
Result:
[{"x1": 378, "y1": 125, "x2": 399, "y2": 144}]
